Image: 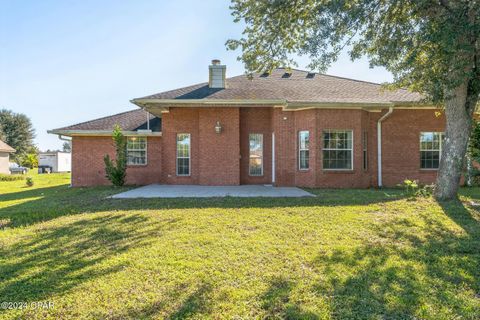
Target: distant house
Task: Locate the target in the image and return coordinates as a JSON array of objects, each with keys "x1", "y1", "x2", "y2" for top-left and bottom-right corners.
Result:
[
  {"x1": 0, "y1": 140, "x2": 15, "y2": 174},
  {"x1": 49, "y1": 60, "x2": 479, "y2": 188},
  {"x1": 39, "y1": 151, "x2": 71, "y2": 172}
]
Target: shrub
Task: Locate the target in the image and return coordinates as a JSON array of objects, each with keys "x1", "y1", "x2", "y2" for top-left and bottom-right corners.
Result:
[
  {"x1": 20, "y1": 153, "x2": 38, "y2": 169},
  {"x1": 0, "y1": 174, "x2": 25, "y2": 181},
  {"x1": 25, "y1": 177, "x2": 34, "y2": 187},
  {"x1": 398, "y1": 179, "x2": 434, "y2": 198},
  {"x1": 399, "y1": 179, "x2": 418, "y2": 194},
  {"x1": 104, "y1": 125, "x2": 127, "y2": 186}
]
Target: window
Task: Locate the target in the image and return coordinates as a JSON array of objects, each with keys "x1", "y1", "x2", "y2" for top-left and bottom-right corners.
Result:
[
  {"x1": 249, "y1": 133, "x2": 263, "y2": 176},
  {"x1": 127, "y1": 137, "x2": 147, "y2": 165},
  {"x1": 420, "y1": 132, "x2": 444, "y2": 169},
  {"x1": 298, "y1": 131, "x2": 310, "y2": 170},
  {"x1": 176, "y1": 133, "x2": 190, "y2": 176},
  {"x1": 323, "y1": 130, "x2": 353, "y2": 170},
  {"x1": 362, "y1": 131, "x2": 368, "y2": 171}
]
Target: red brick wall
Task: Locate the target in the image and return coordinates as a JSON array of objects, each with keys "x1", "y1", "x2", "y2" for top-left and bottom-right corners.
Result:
[
  {"x1": 161, "y1": 107, "x2": 240, "y2": 185},
  {"x1": 273, "y1": 108, "x2": 371, "y2": 188},
  {"x1": 71, "y1": 136, "x2": 162, "y2": 187},
  {"x1": 240, "y1": 107, "x2": 272, "y2": 184},
  {"x1": 272, "y1": 108, "x2": 296, "y2": 186},
  {"x1": 161, "y1": 108, "x2": 200, "y2": 184},
  {"x1": 199, "y1": 108, "x2": 240, "y2": 185},
  {"x1": 377, "y1": 109, "x2": 446, "y2": 187},
  {"x1": 70, "y1": 107, "x2": 447, "y2": 188}
]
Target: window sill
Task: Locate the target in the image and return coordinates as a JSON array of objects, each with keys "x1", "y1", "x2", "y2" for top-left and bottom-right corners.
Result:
[
  {"x1": 419, "y1": 169, "x2": 439, "y2": 172},
  {"x1": 127, "y1": 164, "x2": 148, "y2": 167},
  {"x1": 322, "y1": 170, "x2": 355, "y2": 174}
]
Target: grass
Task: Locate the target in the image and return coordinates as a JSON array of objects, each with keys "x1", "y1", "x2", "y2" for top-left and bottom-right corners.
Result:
[{"x1": 0, "y1": 173, "x2": 479, "y2": 319}]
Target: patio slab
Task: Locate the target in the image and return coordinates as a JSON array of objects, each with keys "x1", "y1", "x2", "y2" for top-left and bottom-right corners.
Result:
[{"x1": 110, "y1": 184, "x2": 315, "y2": 198}]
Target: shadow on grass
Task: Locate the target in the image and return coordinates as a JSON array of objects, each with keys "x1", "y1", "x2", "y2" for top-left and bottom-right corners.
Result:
[
  {"x1": 0, "y1": 213, "x2": 178, "y2": 305},
  {"x1": 0, "y1": 183, "x2": 409, "y2": 228},
  {"x1": 106, "y1": 282, "x2": 213, "y2": 320},
  {"x1": 305, "y1": 199, "x2": 480, "y2": 319},
  {"x1": 261, "y1": 277, "x2": 319, "y2": 319}
]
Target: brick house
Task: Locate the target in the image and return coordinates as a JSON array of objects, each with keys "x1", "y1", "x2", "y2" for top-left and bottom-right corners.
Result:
[{"x1": 49, "y1": 60, "x2": 464, "y2": 188}]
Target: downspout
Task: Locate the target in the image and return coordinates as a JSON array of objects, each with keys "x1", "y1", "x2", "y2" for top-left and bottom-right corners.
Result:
[{"x1": 377, "y1": 106, "x2": 394, "y2": 188}]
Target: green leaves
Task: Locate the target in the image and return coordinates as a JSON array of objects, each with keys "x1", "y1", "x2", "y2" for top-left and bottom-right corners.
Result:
[
  {"x1": 104, "y1": 124, "x2": 127, "y2": 187},
  {"x1": 0, "y1": 109, "x2": 36, "y2": 163},
  {"x1": 227, "y1": 0, "x2": 480, "y2": 103}
]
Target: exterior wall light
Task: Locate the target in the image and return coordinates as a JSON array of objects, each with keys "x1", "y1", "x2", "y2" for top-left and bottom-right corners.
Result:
[{"x1": 215, "y1": 121, "x2": 223, "y2": 134}]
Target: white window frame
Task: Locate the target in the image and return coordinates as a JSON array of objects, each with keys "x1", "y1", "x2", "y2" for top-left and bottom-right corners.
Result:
[
  {"x1": 362, "y1": 131, "x2": 368, "y2": 171},
  {"x1": 322, "y1": 129, "x2": 354, "y2": 171},
  {"x1": 176, "y1": 133, "x2": 191, "y2": 176},
  {"x1": 249, "y1": 133, "x2": 264, "y2": 176},
  {"x1": 298, "y1": 130, "x2": 309, "y2": 170},
  {"x1": 126, "y1": 136, "x2": 147, "y2": 166},
  {"x1": 420, "y1": 132, "x2": 444, "y2": 170}
]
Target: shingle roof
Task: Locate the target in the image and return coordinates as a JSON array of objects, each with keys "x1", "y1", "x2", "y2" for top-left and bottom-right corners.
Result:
[
  {"x1": 135, "y1": 68, "x2": 423, "y2": 104},
  {"x1": 51, "y1": 109, "x2": 161, "y2": 132},
  {"x1": 0, "y1": 140, "x2": 15, "y2": 153}
]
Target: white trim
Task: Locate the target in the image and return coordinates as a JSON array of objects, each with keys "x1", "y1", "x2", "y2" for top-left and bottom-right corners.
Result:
[
  {"x1": 272, "y1": 132, "x2": 275, "y2": 184},
  {"x1": 48, "y1": 130, "x2": 162, "y2": 137},
  {"x1": 377, "y1": 107, "x2": 394, "y2": 187},
  {"x1": 126, "y1": 137, "x2": 148, "y2": 166},
  {"x1": 176, "y1": 133, "x2": 191, "y2": 176},
  {"x1": 362, "y1": 131, "x2": 368, "y2": 171},
  {"x1": 249, "y1": 133, "x2": 264, "y2": 176},
  {"x1": 420, "y1": 132, "x2": 445, "y2": 170},
  {"x1": 298, "y1": 130, "x2": 309, "y2": 170},
  {"x1": 322, "y1": 129, "x2": 354, "y2": 171}
]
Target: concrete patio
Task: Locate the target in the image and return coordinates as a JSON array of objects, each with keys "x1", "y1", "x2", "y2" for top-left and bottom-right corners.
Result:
[{"x1": 110, "y1": 184, "x2": 315, "y2": 198}]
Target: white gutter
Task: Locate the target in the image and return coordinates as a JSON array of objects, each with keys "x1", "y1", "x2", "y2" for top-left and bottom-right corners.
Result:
[
  {"x1": 57, "y1": 134, "x2": 71, "y2": 142},
  {"x1": 47, "y1": 130, "x2": 162, "y2": 137},
  {"x1": 377, "y1": 106, "x2": 394, "y2": 188}
]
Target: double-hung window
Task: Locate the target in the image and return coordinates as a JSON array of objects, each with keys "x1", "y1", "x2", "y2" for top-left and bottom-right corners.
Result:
[
  {"x1": 127, "y1": 137, "x2": 147, "y2": 165},
  {"x1": 176, "y1": 133, "x2": 191, "y2": 176},
  {"x1": 420, "y1": 132, "x2": 444, "y2": 169},
  {"x1": 323, "y1": 130, "x2": 353, "y2": 170},
  {"x1": 298, "y1": 131, "x2": 310, "y2": 170},
  {"x1": 249, "y1": 133, "x2": 263, "y2": 176}
]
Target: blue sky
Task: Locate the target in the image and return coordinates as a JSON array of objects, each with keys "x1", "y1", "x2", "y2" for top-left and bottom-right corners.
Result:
[{"x1": 0, "y1": 0, "x2": 392, "y2": 150}]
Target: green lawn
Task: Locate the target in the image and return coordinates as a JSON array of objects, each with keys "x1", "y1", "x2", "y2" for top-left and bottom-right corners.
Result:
[{"x1": 0, "y1": 173, "x2": 479, "y2": 319}]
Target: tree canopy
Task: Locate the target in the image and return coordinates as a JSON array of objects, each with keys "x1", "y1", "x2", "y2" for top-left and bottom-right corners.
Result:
[
  {"x1": 0, "y1": 109, "x2": 36, "y2": 162},
  {"x1": 227, "y1": 0, "x2": 480, "y2": 105}
]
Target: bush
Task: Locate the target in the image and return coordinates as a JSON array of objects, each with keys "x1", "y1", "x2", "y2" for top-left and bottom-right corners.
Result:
[
  {"x1": 0, "y1": 174, "x2": 25, "y2": 181},
  {"x1": 398, "y1": 179, "x2": 434, "y2": 198},
  {"x1": 20, "y1": 153, "x2": 38, "y2": 169},
  {"x1": 25, "y1": 177, "x2": 34, "y2": 187},
  {"x1": 104, "y1": 125, "x2": 127, "y2": 186}
]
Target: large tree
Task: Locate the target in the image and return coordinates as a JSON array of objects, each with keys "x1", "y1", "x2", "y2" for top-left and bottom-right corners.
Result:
[
  {"x1": 0, "y1": 109, "x2": 36, "y2": 162},
  {"x1": 227, "y1": 0, "x2": 480, "y2": 200}
]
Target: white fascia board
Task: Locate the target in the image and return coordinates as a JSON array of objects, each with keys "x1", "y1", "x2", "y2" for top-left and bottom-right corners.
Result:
[{"x1": 47, "y1": 130, "x2": 162, "y2": 137}]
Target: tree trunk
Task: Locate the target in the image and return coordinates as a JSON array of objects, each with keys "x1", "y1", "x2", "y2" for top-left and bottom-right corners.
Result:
[{"x1": 434, "y1": 81, "x2": 477, "y2": 200}]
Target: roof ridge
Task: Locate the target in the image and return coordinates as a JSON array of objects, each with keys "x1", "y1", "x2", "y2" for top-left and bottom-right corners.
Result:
[
  {"x1": 135, "y1": 82, "x2": 209, "y2": 100},
  {"x1": 275, "y1": 67, "x2": 389, "y2": 86},
  {"x1": 53, "y1": 108, "x2": 143, "y2": 131}
]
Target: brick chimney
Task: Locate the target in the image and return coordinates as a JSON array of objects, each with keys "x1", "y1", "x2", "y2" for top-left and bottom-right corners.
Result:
[{"x1": 209, "y1": 59, "x2": 226, "y2": 88}]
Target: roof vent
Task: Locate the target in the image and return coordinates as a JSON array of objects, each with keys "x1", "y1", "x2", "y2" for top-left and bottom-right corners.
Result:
[
  {"x1": 306, "y1": 72, "x2": 315, "y2": 79},
  {"x1": 260, "y1": 72, "x2": 270, "y2": 78},
  {"x1": 281, "y1": 72, "x2": 292, "y2": 78},
  {"x1": 209, "y1": 59, "x2": 226, "y2": 88}
]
